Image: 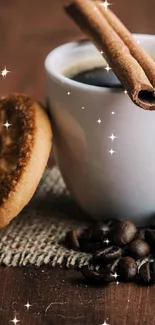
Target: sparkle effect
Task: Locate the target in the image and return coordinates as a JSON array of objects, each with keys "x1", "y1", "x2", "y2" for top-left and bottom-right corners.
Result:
[
  {"x1": 104, "y1": 239, "x2": 110, "y2": 245},
  {"x1": 10, "y1": 316, "x2": 20, "y2": 324},
  {"x1": 3, "y1": 121, "x2": 11, "y2": 129},
  {"x1": 67, "y1": 92, "x2": 71, "y2": 95},
  {"x1": 109, "y1": 133, "x2": 117, "y2": 141},
  {"x1": 116, "y1": 281, "x2": 120, "y2": 285},
  {"x1": 97, "y1": 119, "x2": 102, "y2": 124},
  {"x1": 1, "y1": 67, "x2": 10, "y2": 77},
  {"x1": 104, "y1": 64, "x2": 112, "y2": 72},
  {"x1": 111, "y1": 111, "x2": 115, "y2": 115},
  {"x1": 124, "y1": 90, "x2": 128, "y2": 94},
  {"x1": 109, "y1": 149, "x2": 115, "y2": 155},
  {"x1": 82, "y1": 106, "x2": 85, "y2": 109},
  {"x1": 100, "y1": 0, "x2": 111, "y2": 11},
  {"x1": 24, "y1": 302, "x2": 32, "y2": 310},
  {"x1": 100, "y1": 50, "x2": 104, "y2": 55},
  {"x1": 112, "y1": 272, "x2": 119, "y2": 279}
]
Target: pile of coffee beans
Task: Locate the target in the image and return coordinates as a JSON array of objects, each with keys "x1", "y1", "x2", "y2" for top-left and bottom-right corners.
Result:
[{"x1": 65, "y1": 220, "x2": 155, "y2": 285}]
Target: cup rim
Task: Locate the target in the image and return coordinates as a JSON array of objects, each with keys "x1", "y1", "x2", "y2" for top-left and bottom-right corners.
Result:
[{"x1": 45, "y1": 34, "x2": 155, "y2": 92}]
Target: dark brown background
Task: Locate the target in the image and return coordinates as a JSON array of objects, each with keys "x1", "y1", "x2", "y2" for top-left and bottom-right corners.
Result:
[{"x1": 0, "y1": 1, "x2": 155, "y2": 324}]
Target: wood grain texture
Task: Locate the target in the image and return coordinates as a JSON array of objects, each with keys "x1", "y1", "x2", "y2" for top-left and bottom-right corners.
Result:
[
  {"x1": 0, "y1": 267, "x2": 155, "y2": 325},
  {"x1": 0, "y1": 0, "x2": 155, "y2": 324}
]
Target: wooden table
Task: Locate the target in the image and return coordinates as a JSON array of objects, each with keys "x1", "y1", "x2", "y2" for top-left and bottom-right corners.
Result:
[{"x1": 0, "y1": 1, "x2": 155, "y2": 324}]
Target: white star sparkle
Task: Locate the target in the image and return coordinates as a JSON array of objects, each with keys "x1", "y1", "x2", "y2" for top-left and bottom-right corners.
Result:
[
  {"x1": 111, "y1": 111, "x2": 115, "y2": 115},
  {"x1": 112, "y1": 272, "x2": 119, "y2": 279},
  {"x1": 67, "y1": 92, "x2": 71, "y2": 95},
  {"x1": 3, "y1": 121, "x2": 12, "y2": 129},
  {"x1": 82, "y1": 106, "x2": 85, "y2": 109},
  {"x1": 104, "y1": 239, "x2": 110, "y2": 245},
  {"x1": 108, "y1": 149, "x2": 115, "y2": 155},
  {"x1": 1, "y1": 67, "x2": 10, "y2": 77},
  {"x1": 97, "y1": 119, "x2": 102, "y2": 124},
  {"x1": 24, "y1": 302, "x2": 32, "y2": 310},
  {"x1": 10, "y1": 316, "x2": 20, "y2": 324},
  {"x1": 100, "y1": 0, "x2": 111, "y2": 11},
  {"x1": 100, "y1": 50, "x2": 104, "y2": 55},
  {"x1": 116, "y1": 281, "x2": 120, "y2": 285},
  {"x1": 104, "y1": 64, "x2": 112, "y2": 72},
  {"x1": 109, "y1": 133, "x2": 117, "y2": 141},
  {"x1": 124, "y1": 90, "x2": 128, "y2": 94}
]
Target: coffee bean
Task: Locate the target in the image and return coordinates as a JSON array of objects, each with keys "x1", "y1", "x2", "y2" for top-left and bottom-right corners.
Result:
[
  {"x1": 65, "y1": 230, "x2": 80, "y2": 250},
  {"x1": 80, "y1": 222, "x2": 110, "y2": 243},
  {"x1": 139, "y1": 261, "x2": 155, "y2": 284},
  {"x1": 145, "y1": 229, "x2": 155, "y2": 250},
  {"x1": 127, "y1": 239, "x2": 150, "y2": 260},
  {"x1": 135, "y1": 229, "x2": 145, "y2": 241},
  {"x1": 79, "y1": 241, "x2": 103, "y2": 253},
  {"x1": 117, "y1": 257, "x2": 137, "y2": 281},
  {"x1": 79, "y1": 223, "x2": 110, "y2": 253},
  {"x1": 93, "y1": 246, "x2": 122, "y2": 266},
  {"x1": 81, "y1": 265, "x2": 114, "y2": 284},
  {"x1": 110, "y1": 221, "x2": 137, "y2": 246}
]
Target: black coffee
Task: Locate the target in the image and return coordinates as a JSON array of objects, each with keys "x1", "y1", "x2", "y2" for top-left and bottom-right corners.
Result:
[{"x1": 71, "y1": 66, "x2": 122, "y2": 88}]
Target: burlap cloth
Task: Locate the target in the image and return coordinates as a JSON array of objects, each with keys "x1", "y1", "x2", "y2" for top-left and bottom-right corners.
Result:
[{"x1": 0, "y1": 167, "x2": 91, "y2": 267}]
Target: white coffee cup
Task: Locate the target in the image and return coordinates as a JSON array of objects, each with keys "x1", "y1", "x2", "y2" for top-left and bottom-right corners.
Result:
[{"x1": 45, "y1": 34, "x2": 155, "y2": 225}]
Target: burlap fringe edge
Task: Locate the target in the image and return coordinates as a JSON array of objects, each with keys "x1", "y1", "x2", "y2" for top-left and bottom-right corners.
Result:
[{"x1": 0, "y1": 250, "x2": 90, "y2": 268}]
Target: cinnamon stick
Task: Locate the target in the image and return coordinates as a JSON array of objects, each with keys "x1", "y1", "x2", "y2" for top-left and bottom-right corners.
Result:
[
  {"x1": 65, "y1": 0, "x2": 155, "y2": 110},
  {"x1": 96, "y1": 1, "x2": 155, "y2": 88}
]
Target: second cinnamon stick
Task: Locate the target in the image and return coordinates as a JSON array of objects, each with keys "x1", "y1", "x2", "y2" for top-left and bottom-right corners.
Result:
[
  {"x1": 96, "y1": 1, "x2": 155, "y2": 89},
  {"x1": 65, "y1": 0, "x2": 155, "y2": 110}
]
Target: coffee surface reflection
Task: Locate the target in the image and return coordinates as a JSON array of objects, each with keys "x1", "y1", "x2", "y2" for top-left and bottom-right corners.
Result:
[{"x1": 71, "y1": 66, "x2": 122, "y2": 88}]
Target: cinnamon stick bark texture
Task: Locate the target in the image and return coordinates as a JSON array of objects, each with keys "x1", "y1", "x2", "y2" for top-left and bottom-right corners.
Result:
[
  {"x1": 96, "y1": 2, "x2": 155, "y2": 88},
  {"x1": 65, "y1": 0, "x2": 155, "y2": 110}
]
